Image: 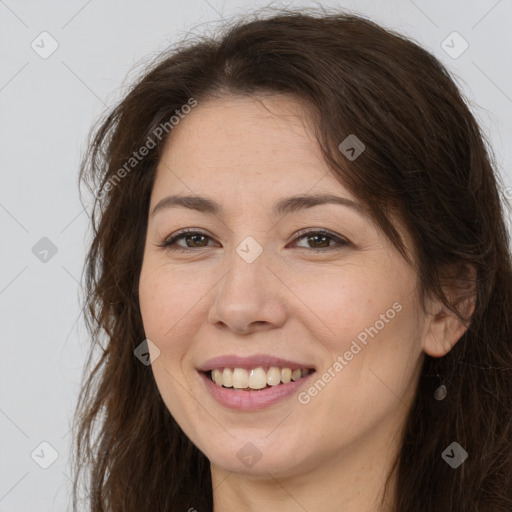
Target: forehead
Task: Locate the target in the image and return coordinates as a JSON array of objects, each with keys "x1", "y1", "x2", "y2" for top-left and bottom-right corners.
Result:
[
  {"x1": 148, "y1": 95, "x2": 416, "y2": 266},
  {"x1": 153, "y1": 94, "x2": 346, "y2": 197}
]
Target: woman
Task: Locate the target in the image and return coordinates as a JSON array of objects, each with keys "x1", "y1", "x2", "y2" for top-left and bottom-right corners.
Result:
[{"x1": 72, "y1": 7, "x2": 512, "y2": 512}]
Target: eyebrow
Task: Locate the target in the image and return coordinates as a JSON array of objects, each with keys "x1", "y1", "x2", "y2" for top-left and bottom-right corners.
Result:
[{"x1": 151, "y1": 193, "x2": 368, "y2": 219}]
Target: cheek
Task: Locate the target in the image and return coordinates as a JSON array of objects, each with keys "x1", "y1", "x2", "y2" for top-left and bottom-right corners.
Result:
[
  {"x1": 138, "y1": 262, "x2": 206, "y2": 430},
  {"x1": 138, "y1": 260, "x2": 210, "y2": 343},
  {"x1": 292, "y1": 272, "x2": 422, "y2": 447},
  {"x1": 288, "y1": 263, "x2": 401, "y2": 339},
  {"x1": 290, "y1": 260, "x2": 422, "y2": 379}
]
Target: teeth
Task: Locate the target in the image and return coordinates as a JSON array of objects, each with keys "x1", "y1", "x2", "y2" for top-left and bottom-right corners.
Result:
[
  {"x1": 209, "y1": 366, "x2": 312, "y2": 389},
  {"x1": 222, "y1": 368, "x2": 233, "y2": 387},
  {"x1": 249, "y1": 367, "x2": 267, "y2": 389},
  {"x1": 232, "y1": 368, "x2": 249, "y2": 389},
  {"x1": 291, "y1": 369, "x2": 302, "y2": 381},
  {"x1": 281, "y1": 368, "x2": 292, "y2": 384},
  {"x1": 267, "y1": 367, "x2": 281, "y2": 386},
  {"x1": 213, "y1": 368, "x2": 224, "y2": 386}
]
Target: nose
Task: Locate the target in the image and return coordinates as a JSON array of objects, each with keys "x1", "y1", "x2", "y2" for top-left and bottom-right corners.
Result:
[{"x1": 208, "y1": 246, "x2": 288, "y2": 335}]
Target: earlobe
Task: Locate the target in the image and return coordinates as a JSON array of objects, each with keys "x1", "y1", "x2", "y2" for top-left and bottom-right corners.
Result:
[
  {"x1": 422, "y1": 264, "x2": 476, "y2": 358},
  {"x1": 422, "y1": 307, "x2": 471, "y2": 358}
]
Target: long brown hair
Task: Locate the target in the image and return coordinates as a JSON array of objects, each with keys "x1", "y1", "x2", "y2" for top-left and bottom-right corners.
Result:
[{"x1": 72, "y1": 7, "x2": 512, "y2": 511}]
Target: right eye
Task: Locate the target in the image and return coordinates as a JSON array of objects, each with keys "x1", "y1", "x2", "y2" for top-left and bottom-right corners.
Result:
[{"x1": 157, "y1": 229, "x2": 218, "y2": 252}]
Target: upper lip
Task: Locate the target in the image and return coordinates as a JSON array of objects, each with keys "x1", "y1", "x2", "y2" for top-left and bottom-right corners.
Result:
[{"x1": 197, "y1": 354, "x2": 316, "y2": 372}]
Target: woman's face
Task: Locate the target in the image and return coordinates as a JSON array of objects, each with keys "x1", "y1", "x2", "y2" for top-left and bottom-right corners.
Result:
[{"x1": 138, "y1": 94, "x2": 429, "y2": 478}]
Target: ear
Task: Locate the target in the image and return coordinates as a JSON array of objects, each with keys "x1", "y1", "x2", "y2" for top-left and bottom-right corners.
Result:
[{"x1": 422, "y1": 263, "x2": 477, "y2": 358}]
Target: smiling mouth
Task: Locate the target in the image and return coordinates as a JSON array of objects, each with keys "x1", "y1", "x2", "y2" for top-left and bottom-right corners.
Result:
[{"x1": 201, "y1": 367, "x2": 315, "y2": 391}]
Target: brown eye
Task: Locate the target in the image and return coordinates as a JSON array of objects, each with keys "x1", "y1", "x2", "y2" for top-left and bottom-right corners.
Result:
[
  {"x1": 158, "y1": 228, "x2": 349, "y2": 253},
  {"x1": 291, "y1": 229, "x2": 349, "y2": 252},
  {"x1": 158, "y1": 230, "x2": 217, "y2": 251},
  {"x1": 182, "y1": 233, "x2": 209, "y2": 248},
  {"x1": 306, "y1": 233, "x2": 331, "y2": 248}
]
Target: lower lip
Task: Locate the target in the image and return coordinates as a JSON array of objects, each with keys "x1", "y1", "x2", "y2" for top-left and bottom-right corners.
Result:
[{"x1": 199, "y1": 370, "x2": 315, "y2": 411}]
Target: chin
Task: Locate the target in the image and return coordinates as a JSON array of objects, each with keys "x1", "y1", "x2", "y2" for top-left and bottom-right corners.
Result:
[{"x1": 204, "y1": 434, "x2": 309, "y2": 477}]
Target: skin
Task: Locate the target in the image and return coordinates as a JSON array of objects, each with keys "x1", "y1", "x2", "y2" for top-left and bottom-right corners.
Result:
[{"x1": 138, "y1": 94, "x2": 471, "y2": 512}]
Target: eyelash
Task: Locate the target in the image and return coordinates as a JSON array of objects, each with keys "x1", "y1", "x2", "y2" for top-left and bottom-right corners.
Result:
[{"x1": 157, "y1": 228, "x2": 350, "y2": 254}]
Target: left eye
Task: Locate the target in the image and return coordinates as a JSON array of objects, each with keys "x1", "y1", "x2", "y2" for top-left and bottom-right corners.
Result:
[{"x1": 158, "y1": 229, "x2": 349, "y2": 252}]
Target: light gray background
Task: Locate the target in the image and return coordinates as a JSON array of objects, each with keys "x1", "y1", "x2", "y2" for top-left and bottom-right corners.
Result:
[{"x1": 1, "y1": 1, "x2": 511, "y2": 510}]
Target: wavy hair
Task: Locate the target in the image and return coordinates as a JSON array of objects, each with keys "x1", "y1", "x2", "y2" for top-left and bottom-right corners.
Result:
[{"x1": 71, "y1": 7, "x2": 512, "y2": 511}]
